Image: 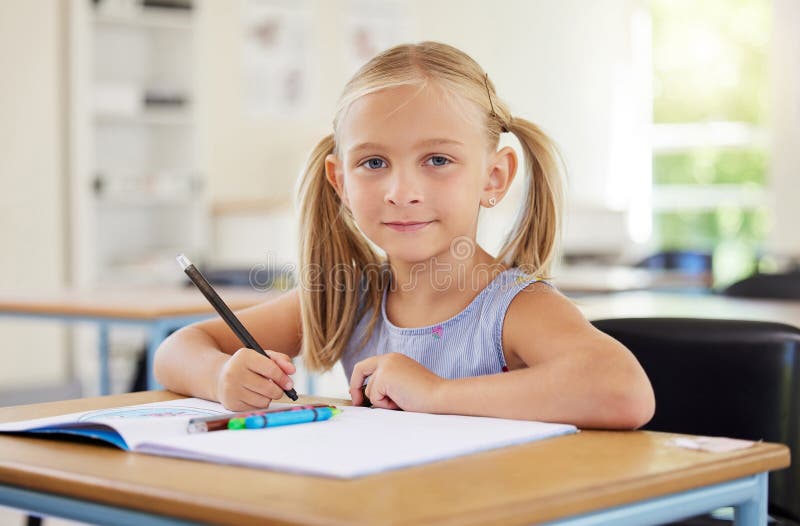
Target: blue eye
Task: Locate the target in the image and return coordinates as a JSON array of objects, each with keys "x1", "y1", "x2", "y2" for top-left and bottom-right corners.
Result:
[
  {"x1": 427, "y1": 156, "x2": 451, "y2": 167},
  {"x1": 362, "y1": 158, "x2": 387, "y2": 170}
]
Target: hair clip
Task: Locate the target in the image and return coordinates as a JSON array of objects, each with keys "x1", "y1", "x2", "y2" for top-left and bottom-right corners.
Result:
[{"x1": 484, "y1": 74, "x2": 509, "y2": 133}]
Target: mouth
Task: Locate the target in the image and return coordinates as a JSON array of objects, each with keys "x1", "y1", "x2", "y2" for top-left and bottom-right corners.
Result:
[{"x1": 382, "y1": 220, "x2": 434, "y2": 233}]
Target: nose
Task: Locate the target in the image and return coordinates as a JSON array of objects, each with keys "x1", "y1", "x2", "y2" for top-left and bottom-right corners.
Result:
[{"x1": 384, "y1": 170, "x2": 424, "y2": 207}]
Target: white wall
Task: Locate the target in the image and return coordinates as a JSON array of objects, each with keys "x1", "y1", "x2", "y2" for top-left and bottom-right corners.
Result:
[
  {"x1": 197, "y1": 0, "x2": 339, "y2": 205},
  {"x1": 0, "y1": 1, "x2": 69, "y2": 388}
]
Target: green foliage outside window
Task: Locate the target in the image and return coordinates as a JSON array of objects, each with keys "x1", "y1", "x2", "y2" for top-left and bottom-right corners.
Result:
[
  {"x1": 653, "y1": 148, "x2": 768, "y2": 186},
  {"x1": 655, "y1": 209, "x2": 770, "y2": 252}
]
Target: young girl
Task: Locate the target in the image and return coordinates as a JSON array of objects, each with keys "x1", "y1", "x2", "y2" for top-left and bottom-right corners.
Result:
[{"x1": 155, "y1": 42, "x2": 655, "y2": 429}]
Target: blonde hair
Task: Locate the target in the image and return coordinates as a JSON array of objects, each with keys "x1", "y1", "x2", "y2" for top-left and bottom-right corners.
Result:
[{"x1": 297, "y1": 41, "x2": 563, "y2": 371}]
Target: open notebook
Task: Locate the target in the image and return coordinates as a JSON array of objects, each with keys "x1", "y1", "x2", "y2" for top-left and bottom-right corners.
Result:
[{"x1": 0, "y1": 398, "x2": 577, "y2": 478}]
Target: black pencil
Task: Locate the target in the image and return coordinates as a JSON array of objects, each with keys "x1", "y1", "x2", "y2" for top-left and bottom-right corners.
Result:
[{"x1": 176, "y1": 254, "x2": 299, "y2": 401}]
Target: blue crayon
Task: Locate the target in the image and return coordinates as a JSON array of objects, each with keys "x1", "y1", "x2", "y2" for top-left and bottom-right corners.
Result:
[{"x1": 242, "y1": 407, "x2": 341, "y2": 429}]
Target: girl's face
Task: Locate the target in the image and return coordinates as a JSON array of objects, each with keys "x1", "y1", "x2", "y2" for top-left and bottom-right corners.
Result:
[{"x1": 326, "y1": 84, "x2": 510, "y2": 265}]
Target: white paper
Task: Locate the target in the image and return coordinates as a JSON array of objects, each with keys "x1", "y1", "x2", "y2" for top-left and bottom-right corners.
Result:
[
  {"x1": 1, "y1": 398, "x2": 577, "y2": 478},
  {"x1": 668, "y1": 436, "x2": 756, "y2": 453}
]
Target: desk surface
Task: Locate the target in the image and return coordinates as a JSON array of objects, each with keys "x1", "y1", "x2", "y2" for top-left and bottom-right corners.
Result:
[
  {"x1": 0, "y1": 391, "x2": 789, "y2": 525},
  {"x1": 577, "y1": 290, "x2": 800, "y2": 328},
  {"x1": 0, "y1": 287, "x2": 277, "y2": 320}
]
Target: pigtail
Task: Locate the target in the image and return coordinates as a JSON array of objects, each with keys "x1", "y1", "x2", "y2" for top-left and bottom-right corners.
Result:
[
  {"x1": 297, "y1": 135, "x2": 385, "y2": 371},
  {"x1": 495, "y1": 117, "x2": 564, "y2": 277}
]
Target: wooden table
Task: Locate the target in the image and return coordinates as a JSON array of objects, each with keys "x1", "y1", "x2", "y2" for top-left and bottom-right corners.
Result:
[
  {"x1": 576, "y1": 290, "x2": 800, "y2": 328},
  {"x1": 0, "y1": 287, "x2": 275, "y2": 393},
  {"x1": 0, "y1": 391, "x2": 790, "y2": 525}
]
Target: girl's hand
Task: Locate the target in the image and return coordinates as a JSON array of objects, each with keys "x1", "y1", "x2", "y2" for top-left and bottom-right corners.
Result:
[
  {"x1": 215, "y1": 348, "x2": 296, "y2": 411},
  {"x1": 349, "y1": 353, "x2": 444, "y2": 412}
]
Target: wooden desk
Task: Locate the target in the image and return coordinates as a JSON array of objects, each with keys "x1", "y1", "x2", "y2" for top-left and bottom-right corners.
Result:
[
  {"x1": 0, "y1": 391, "x2": 790, "y2": 525},
  {"x1": 575, "y1": 290, "x2": 800, "y2": 328},
  {"x1": 0, "y1": 287, "x2": 275, "y2": 393}
]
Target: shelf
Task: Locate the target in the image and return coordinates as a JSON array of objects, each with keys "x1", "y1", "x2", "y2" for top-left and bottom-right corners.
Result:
[
  {"x1": 211, "y1": 197, "x2": 293, "y2": 216},
  {"x1": 95, "y1": 196, "x2": 199, "y2": 207},
  {"x1": 94, "y1": 110, "x2": 194, "y2": 127},
  {"x1": 93, "y1": 8, "x2": 193, "y2": 31},
  {"x1": 98, "y1": 263, "x2": 193, "y2": 287}
]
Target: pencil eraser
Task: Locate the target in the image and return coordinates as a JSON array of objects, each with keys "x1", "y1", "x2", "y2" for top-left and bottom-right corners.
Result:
[{"x1": 176, "y1": 253, "x2": 191, "y2": 270}]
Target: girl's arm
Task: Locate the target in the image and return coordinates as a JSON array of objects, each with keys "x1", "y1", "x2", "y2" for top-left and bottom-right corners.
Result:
[
  {"x1": 349, "y1": 283, "x2": 655, "y2": 429},
  {"x1": 154, "y1": 288, "x2": 302, "y2": 410},
  {"x1": 433, "y1": 283, "x2": 655, "y2": 428}
]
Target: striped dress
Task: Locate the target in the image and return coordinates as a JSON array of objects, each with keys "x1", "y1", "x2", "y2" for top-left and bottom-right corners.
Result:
[{"x1": 340, "y1": 267, "x2": 544, "y2": 382}]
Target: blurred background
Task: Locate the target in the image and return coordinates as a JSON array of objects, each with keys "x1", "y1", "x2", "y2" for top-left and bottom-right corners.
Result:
[{"x1": 0, "y1": 0, "x2": 798, "y2": 403}]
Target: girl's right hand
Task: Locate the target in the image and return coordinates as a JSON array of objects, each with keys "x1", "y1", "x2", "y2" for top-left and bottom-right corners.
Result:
[{"x1": 215, "y1": 348, "x2": 296, "y2": 411}]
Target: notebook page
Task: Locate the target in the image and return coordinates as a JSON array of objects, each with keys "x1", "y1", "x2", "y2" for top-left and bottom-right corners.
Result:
[
  {"x1": 0, "y1": 398, "x2": 229, "y2": 449},
  {"x1": 138, "y1": 405, "x2": 577, "y2": 478}
]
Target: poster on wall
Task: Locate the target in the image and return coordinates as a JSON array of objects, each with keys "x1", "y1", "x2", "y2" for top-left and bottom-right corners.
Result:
[
  {"x1": 242, "y1": 0, "x2": 312, "y2": 119},
  {"x1": 345, "y1": 0, "x2": 410, "y2": 76}
]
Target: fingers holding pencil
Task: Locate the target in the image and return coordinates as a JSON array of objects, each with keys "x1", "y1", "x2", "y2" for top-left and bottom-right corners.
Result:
[
  {"x1": 177, "y1": 254, "x2": 299, "y2": 401},
  {"x1": 216, "y1": 348, "x2": 296, "y2": 411},
  {"x1": 264, "y1": 350, "x2": 296, "y2": 375}
]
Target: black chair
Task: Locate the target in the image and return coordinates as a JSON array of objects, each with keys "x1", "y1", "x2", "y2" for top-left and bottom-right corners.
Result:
[
  {"x1": 722, "y1": 272, "x2": 800, "y2": 301},
  {"x1": 592, "y1": 318, "x2": 800, "y2": 524}
]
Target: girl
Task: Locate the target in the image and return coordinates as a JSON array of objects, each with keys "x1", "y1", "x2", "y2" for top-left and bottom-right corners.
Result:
[{"x1": 155, "y1": 42, "x2": 655, "y2": 429}]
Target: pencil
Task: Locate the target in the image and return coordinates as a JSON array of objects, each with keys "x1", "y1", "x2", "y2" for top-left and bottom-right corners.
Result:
[
  {"x1": 176, "y1": 254, "x2": 299, "y2": 401},
  {"x1": 187, "y1": 404, "x2": 333, "y2": 433}
]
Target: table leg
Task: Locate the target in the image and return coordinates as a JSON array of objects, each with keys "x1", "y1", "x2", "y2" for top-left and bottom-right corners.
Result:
[
  {"x1": 0, "y1": 483, "x2": 198, "y2": 526},
  {"x1": 98, "y1": 322, "x2": 110, "y2": 395},
  {"x1": 733, "y1": 472, "x2": 768, "y2": 526},
  {"x1": 540, "y1": 474, "x2": 768, "y2": 525}
]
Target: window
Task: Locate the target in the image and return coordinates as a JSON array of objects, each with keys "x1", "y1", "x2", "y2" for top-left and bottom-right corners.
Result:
[{"x1": 649, "y1": 0, "x2": 771, "y2": 286}]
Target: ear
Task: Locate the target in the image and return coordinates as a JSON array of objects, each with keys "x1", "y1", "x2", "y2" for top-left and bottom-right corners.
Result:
[
  {"x1": 482, "y1": 146, "x2": 517, "y2": 208},
  {"x1": 324, "y1": 154, "x2": 350, "y2": 207}
]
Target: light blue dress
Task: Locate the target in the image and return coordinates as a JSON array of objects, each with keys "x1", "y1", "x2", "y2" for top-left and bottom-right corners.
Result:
[{"x1": 341, "y1": 267, "x2": 544, "y2": 381}]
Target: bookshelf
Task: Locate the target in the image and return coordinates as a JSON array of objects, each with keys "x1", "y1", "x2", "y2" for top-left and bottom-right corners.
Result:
[
  {"x1": 69, "y1": 0, "x2": 205, "y2": 289},
  {"x1": 66, "y1": 0, "x2": 205, "y2": 394}
]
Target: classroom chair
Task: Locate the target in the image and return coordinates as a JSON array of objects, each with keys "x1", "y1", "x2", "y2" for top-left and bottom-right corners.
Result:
[
  {"x1": 592, "y1": 317, "x2": 800, "y2": 525},
  {"x1": 722, "y1": 271, "x2": 800, "y2": 301}
]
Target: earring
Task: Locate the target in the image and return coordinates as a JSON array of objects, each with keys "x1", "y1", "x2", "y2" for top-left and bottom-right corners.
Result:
[{"x1": 488, "y1": 196, "x2": 497, "y2": 207}]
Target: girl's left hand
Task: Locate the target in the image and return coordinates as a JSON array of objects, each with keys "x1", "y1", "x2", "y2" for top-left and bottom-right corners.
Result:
[{"x1": 349, "y1": 353, "x2": 444, "y2": 412}]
